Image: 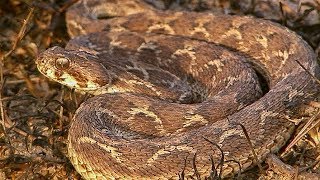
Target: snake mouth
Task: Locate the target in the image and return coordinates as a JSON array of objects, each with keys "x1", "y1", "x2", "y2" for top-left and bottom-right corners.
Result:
[{"x1": 52, "y1": 70, "x2": 102, "y2": 91}]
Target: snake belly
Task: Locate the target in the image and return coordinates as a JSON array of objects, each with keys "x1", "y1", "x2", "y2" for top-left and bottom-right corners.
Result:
[{"x1": 35, "y1": 0, "x2": 320, "y2": 179}]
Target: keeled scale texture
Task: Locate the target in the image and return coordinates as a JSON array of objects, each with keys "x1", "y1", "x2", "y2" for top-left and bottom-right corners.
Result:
[{"x1": 35, "y1": 0, "x2": 320, "y2": 179}]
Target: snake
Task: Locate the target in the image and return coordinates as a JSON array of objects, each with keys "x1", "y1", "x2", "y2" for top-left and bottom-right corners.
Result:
[{"x1": 35, "y1": 0, "x2": 320, "y2": 179}]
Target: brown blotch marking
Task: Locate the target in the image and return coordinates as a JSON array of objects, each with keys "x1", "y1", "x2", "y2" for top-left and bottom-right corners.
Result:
[
  {"x1": 115, "y1": 32, "x2": 146, "y2": 51},
  {"x1": 122, "y1": 14, "x2": 154, "y2": 32}
]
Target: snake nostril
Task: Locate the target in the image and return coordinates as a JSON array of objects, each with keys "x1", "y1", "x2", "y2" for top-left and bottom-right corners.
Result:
[{"x1": 96, "y1": 12, "x2": 119, "y2": 20}]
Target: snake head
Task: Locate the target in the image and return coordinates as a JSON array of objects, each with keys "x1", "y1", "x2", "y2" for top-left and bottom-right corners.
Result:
[{"x1": 36, "y1": 46, "x2": 112, "y2": 92}]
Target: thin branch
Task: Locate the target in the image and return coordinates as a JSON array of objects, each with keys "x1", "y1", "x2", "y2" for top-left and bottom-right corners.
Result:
[
  {"x1": 2, "y1": 8, "x2": 35, "y2": 61},
  {"x1": 178, "y1": 155, "x2": 188, "y2": 180},
  {"x1": 235, "y1": 123, "x2": 264, "y2": 174},
  {"x1": 0, "y1": 7, "x2": 34, "y2": 133},
  {"x1": 295, "y1": 59, "x2": 320, "y2": 85},
  {"x1": 285, "y1": 109, "x2": 320, "y2": 152},
  {"x1": 192, "y1": 153, "x2": 201, "y2": 180},
  {"x1": 203, "y1": 136, "x2": 224, "y2": 179}
]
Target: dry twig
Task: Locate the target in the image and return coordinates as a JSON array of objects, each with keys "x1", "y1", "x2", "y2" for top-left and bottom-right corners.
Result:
[{"x1": 0, "y1": 7, "x2": 34, "y2": 132}]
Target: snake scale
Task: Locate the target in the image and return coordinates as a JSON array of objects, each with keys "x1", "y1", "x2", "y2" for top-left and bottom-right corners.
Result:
[{"x1": 36, "y1": 0, "x2": 320, "y2": 179}]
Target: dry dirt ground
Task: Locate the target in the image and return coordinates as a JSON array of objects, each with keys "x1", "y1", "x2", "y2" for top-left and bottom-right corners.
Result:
[{"x1": 0, "y1": 0, "x2": 320, "y2": 179}]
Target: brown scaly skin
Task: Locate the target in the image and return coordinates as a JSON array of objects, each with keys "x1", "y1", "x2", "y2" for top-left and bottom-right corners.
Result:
[{"x1": 36, "y1": 0, "x2": 320, "y2": 179}]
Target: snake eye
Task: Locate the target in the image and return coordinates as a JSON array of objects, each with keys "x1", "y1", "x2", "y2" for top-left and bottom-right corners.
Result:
[{"x1": 55, "y1": 58, "x2": 70, "y2": 70}]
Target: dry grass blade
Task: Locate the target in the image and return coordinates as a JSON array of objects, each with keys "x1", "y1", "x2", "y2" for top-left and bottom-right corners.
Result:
[
  {"x1": 206, "y1": 155, "x2": 217, "y2": 179},
  {"x1": 1, "y1": 8, "x2": 34, "y2": 61},
  {"x1": 235, "y1": 123, "x2": 264, "y2": 174},
  {"x1": 192, "y1": 153, "x2": 201, "y2": 180},
  {"x1": 285, "y1": 109, "x2": 320, "y2": 152},
  {"x1": 0, "y1": 7, "x2": 34, "y2": 132},
  {"x1": 58, "y1": 86, "x2": 65, "y2": 128},
  {"x1": 283, "y1": 59, "x2": 320, "y2": 151},
  {"x1": 178, "y1": 155, "x2": 188, "y2": 180},
  {"x1": 203, "y1": 136, "x2": 225, "y2": 179},
  {"x1": 295, "y1": 59, "x2": 320, "y2": 84}
]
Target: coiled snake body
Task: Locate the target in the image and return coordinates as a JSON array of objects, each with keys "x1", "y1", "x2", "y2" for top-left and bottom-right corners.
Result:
[{"x1": 36, "y1": 0, "x2": 320, "y2": 179}]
